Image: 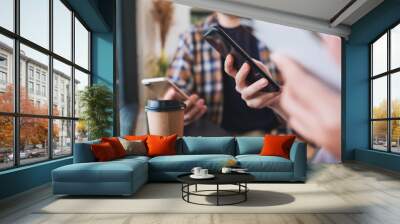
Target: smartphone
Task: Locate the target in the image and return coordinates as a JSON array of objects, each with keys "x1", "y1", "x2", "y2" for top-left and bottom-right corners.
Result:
[
  {"x1": 203, "y1": 25, "x2": 280, "y2": 92},
  {"x1": 142, "y1": 77, "x2": 190, "y2": 100}
]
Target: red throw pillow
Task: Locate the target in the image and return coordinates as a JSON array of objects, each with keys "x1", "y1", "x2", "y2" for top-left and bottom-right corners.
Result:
[
  {"x1": 146, "y1": 134, "x2": 177, "y2": 157},
  {"x1": 101, "y1": 137, "x2": 126, "y2": 158},
  {"x1": 260, "y1": 135, "x2": 296, "y2": 159},
  {"x1": 91, "y1": 142, "x2": 117, "y2": 161}
]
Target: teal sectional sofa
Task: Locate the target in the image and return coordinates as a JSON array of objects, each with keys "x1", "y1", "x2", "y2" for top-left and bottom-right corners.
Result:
[{"x1": 52, "y1": 137, "x2": 307, "y2": 196}]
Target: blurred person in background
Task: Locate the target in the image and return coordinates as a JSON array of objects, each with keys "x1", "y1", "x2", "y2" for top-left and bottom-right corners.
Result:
[
  {"x1": 164, "y1": 12, "x2": 286, "y2": 136},
  {"x1": 224, "y1": 34, "x2": 341, "y2": 162}
]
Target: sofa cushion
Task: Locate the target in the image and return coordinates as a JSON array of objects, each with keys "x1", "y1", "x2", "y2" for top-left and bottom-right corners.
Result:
[
  {"x1": 181, "y1": 137, "x2": 235, "y2": 155},
  {"x1": 236, "y1": 155, "x2": 293, "y2": 172},
  {"x1": 101, "y1": 137, "x2": 127, "y2": 158},
  {"x1": 118, "y1": 138, "x2": 147, "y2": 156},
  {"x1": 236, "y1": 137, "x2": 263, "y2": 155},
  {"x1": 260, "y1": 135, "x2": 296, "y2": 159},
  {"x1": 53, "y1": 158, "x2": 147, "y2": 183},
  {"x1": 147, "y1": 134, "x2": 177, "y2": 157},
  {"x1": 149, "y1": 154, "x2": 235, "y2": 172},
  {"x1": 91, "y1": 142, "x2": 118, "y2": 161}
]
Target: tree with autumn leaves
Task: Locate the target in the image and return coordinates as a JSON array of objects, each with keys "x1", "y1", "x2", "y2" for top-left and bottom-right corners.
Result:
[
  {"x1": 372, "y1": 99, "x2": 400, "y2": 143},
  {"x1": 0, "y1": 85, "x2": 59, "y2": 152}
]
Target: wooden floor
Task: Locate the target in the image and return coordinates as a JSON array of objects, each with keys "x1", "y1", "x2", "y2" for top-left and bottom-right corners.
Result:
[{"x1": 1, "y1": 162, "x2": 400, "y2": 224}]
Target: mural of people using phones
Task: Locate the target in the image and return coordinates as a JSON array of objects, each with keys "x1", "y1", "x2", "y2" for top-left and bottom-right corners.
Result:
[{"x1": 164, "y1": 12, "x2": 286, "y2": 137}]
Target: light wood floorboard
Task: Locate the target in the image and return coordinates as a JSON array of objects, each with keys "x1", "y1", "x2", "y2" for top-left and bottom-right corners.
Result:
[{"x1": 1, "y1": 162, "x2": 400, "y2": 224}]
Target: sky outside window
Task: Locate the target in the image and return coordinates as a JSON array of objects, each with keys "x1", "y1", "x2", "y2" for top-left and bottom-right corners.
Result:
[
  {"x1": 53, "y1": 0, "x2": 72, "y2": 60},
  {"x1": 74, "y1": 18, "x2": 89, "y2": 70},
  {"x1": 372, "y1": 33, "x2": 387, "y2": 76},
  {"x1": 391, "y1": 24, "x2": 400, "y2": 70},
  {"x1": 20, "y1": 0, "x2": 49, "y2": 49}
]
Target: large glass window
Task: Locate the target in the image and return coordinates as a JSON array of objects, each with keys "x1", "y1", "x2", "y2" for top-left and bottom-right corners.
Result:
[
  {"x1": 0, "y1": 0, "x2": 91, "y2": 169},
  {"x1": 370, "y1": 23, "x2": 400, "y2": 153}
]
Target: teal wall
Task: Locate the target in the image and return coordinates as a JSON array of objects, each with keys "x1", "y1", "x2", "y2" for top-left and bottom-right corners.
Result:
[
  {"x1": 0, "y1": 0, "x2": 114, "y2": 200},
  {"x1": 344, "y1": 0, "x2": 400, "y2": 171},
  {"x1": 92, "y1": 32, "x2": 114, "y2": 135},
  {"x1": 92, "y1": 33, "x2": 113, "y2": 88}
]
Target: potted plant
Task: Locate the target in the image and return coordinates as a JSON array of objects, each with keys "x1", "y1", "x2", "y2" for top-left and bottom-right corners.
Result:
[{"x1": 79, "y1": 84, "x2": 113, "y2": 140}]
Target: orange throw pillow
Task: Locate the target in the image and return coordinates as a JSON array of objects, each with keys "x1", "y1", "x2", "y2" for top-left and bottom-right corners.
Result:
[
  {"x1": 146, "y1": 134, "x2": 177, "y2": 157},
  {"x1": 260, "y1": 135, "x2": 296, "y2": 159},
  {"x1": 101, "y1": 137, "x2": 126, "y2": 158},
  {"x1": 91, "y1": 142, "x2": 117, "y2": 161}
]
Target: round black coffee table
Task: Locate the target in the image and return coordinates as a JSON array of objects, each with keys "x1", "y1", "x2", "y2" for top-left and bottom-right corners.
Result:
[{"x1": 177, "y1": 173, "x2": 255, "y2": 206}]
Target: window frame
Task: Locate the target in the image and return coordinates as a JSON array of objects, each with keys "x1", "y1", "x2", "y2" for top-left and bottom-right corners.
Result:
[
  {"x1": 0, "y1": 0, "x2": 92, "y2": 171},
  {"x1": 370, "y1": 21, "x2": 400, "y2": 154}
]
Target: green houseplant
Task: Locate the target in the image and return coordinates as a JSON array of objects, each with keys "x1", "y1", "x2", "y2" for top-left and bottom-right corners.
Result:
[{"x1": 79, "y1": 84, "x2": 113, "y2": 140}]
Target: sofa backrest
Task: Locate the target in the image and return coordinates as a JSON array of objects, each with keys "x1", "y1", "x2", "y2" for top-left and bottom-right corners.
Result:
[
  {"x1": 73, "y1": 139, "x2": 100, "y2": 163},
  {"x1": 179, "y1": 137, "x2": 235, "y2": 155},
  {"x1": 74, "y1": 136, "x2": 302, "y2": 161},
  {"x1": 235, "y1": 137, "x2": 263, "y2": 155}
]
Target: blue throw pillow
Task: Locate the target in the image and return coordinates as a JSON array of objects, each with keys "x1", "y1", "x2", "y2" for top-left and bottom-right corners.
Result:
[
  {"x1": 181, "y1": 137, "x2": 235, "y2": 155},
  {"x1": 236, "y1": 137, "x2": 264, "y2": 155}
]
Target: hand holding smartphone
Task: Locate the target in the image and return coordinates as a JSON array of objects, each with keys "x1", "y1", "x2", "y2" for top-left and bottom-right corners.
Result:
[{"x1": 203, "y1": 25, "x2": 280, "y2": 92}]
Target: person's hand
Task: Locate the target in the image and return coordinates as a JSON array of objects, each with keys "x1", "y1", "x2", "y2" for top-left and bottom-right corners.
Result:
[
  {"x1": 271, "y1": 53, "x2": 341, "y2": 159},
  {"x1": 163, "y1": 88, "x2": 207, "y2": 125},
  {"x1": 224, "y1": 54, "x2": 283, "y2": 114}
]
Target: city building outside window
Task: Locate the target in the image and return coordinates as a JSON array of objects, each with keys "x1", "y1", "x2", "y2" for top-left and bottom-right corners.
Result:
[
  {"x1": 0, "y1": 71, "x2": 7, "y2": 86},
  {"x1": 28, "y1": 67, "x2": 34, "y2": 80},
  {"x1": 36, "y1": 83, "x2": 40, "y2": 95},
  {"x1": 0, "y1": 0, "x2": 91, "y2": 170},
  {"x1": 28, "y1": 81, "x2": 34, "y2": 94},
  {"x1": 0, "y1": 55, "x2": 7, "y2": 67}
]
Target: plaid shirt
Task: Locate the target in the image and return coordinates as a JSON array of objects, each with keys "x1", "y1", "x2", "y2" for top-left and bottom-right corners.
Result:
[{"x1": 168, "y1": 15, "x2": 279, "y2": 125}]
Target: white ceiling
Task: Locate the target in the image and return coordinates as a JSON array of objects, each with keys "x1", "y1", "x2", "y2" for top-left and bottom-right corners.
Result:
[
  {"x1": 227, "y1": 0, "x2": 352, "y2": 22},
  {"x1": 174, "y1": 0, "x2": 384, "y2": 38}
]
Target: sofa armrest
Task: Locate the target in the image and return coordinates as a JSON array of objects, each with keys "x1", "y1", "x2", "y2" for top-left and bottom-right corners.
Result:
[
  {"x1": 289, "y1": 141, "x2": 307, "y2": 181},
  {"x1": 73, "y1": 140, "x2": 100, "y2": 163}
]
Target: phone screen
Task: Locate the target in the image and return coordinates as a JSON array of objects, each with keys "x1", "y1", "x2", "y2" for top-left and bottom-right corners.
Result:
[
  {"x1": 203, "y1": 31, "x2": 245, "y2": 70},
  {"x1": 203, "y1": 26, "x2": 280, "y2": 92}
]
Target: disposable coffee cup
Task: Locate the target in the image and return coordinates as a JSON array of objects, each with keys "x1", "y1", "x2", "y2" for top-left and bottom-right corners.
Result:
[{"x1": 146, "y1": 100, "x2": 186, "y2": 136}]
